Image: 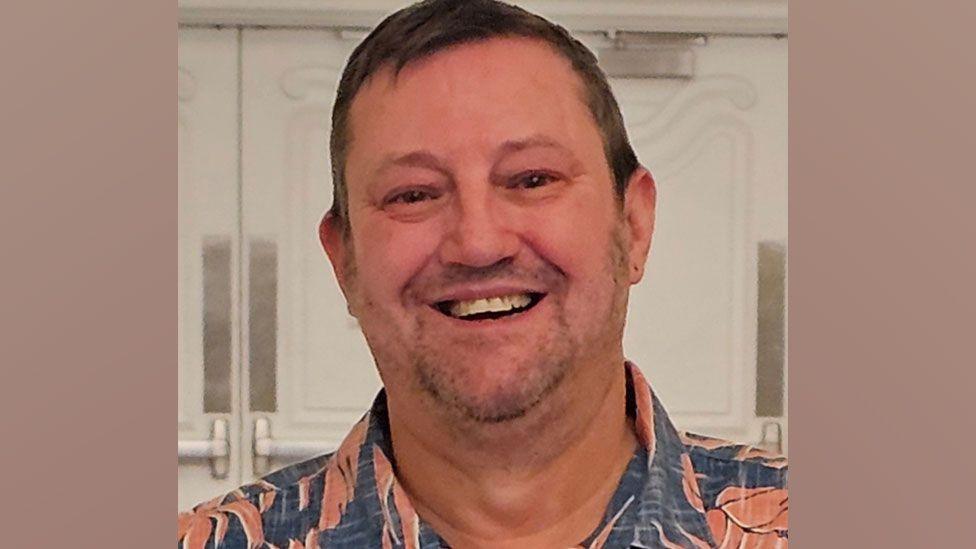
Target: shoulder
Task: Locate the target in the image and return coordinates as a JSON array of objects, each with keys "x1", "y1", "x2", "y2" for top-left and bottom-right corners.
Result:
[
  {"x1": 680, "y1": 431, "x2": 788, "y2": 474},
  {"x1": 679, "y1": 431, "x2": 789, "y2": 546},
  {"x1": 177, "y1": 453, "x2": 335, "y2": 549}
]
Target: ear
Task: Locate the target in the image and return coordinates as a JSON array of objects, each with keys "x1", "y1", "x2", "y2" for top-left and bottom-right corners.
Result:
[
  {"x1": 622, "y1": 167, "x2": 656, "y2": 284},
  {"x1": 318, "y1": 211, "x2": 356, "y2": 313}
]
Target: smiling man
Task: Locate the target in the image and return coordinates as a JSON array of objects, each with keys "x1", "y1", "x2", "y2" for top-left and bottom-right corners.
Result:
[{"x1": 178, "y1": 1, "x2": 788, "y2": 547}]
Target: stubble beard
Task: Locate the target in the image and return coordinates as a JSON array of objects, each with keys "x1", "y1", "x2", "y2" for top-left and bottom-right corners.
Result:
[{"x1": 412, "y1": 302, "x2": 575, "y2": 424}]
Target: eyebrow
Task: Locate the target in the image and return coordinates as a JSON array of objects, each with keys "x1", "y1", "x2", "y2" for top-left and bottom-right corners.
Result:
[
  {"x1": 494, "y1": 134, "x2": 574, "y2": 161},
  {"x1": 374, "y1": 150, "x2": 449, "y2": 177},
  {"x1": 493, "y1": 134, "x2": 584, "y2": 176}
]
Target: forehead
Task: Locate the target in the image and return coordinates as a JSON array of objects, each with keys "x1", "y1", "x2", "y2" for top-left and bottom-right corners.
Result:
[{"x1": 344, "y1": 37, "x2": 602, "y2": 168}]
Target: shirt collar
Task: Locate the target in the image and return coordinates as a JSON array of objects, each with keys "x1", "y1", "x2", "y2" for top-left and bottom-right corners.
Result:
[{"x1": 320, "y1": 361, "x2": 713, "y2": 548}]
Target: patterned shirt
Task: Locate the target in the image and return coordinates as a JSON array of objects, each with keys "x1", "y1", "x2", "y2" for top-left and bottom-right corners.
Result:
[{"x1": 179, "y1": 362, "x2": 788, "y2": 548}]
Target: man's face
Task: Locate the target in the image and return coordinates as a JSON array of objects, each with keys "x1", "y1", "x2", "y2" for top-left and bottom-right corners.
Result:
[{"x1": 322, "y1": 38, "x2": 654, "y2": 424}]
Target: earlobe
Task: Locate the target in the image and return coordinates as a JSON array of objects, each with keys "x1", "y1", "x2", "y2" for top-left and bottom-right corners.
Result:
[{"x1": 624, "y1": 167, "x2": 657, "y2": 284}]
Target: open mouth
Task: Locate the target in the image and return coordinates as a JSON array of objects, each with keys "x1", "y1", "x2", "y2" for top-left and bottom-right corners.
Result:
[{"x1": 432, "y1": 292, "x2": 546, "y2": 321}]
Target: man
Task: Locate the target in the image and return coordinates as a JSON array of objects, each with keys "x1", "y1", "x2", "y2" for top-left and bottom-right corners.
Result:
[{"x1": 178, "y1": 0, "x2": 787, "y2": 547}]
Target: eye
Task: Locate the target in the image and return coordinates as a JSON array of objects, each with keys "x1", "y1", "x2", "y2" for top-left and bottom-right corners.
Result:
[
  {"x1": 385, "y1": 188, "x2": 440, "y2": 205},
  {"x1": 510, "y1": 171, "x2": 558, "y2": 190}
]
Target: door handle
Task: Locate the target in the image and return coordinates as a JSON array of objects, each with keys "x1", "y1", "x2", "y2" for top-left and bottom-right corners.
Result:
[
  {"x1": 252, "y1": 417, "x2": 334, "y2": 476},
  {"x1": 756, "y1": 420, "x2": 784, "y2": 454},
  {"x1": 178, "y1": 418, "x2": 230, "y2": 480}
]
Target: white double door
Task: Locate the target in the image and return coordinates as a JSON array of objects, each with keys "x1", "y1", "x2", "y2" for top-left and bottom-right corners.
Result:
[{"x1": 178, "y1": 27, "x2": 787, "y2": 510}]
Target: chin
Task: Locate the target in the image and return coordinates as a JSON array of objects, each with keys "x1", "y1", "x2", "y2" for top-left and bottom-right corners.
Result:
[{"x1": 415, "y1": 352, "x2": 572, "y2": 424}]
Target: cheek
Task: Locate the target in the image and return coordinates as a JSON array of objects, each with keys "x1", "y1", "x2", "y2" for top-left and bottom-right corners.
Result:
[
  {"x1": 352, "y1": 219, "x2": 441, "y2": 299},
  {"x1": 522, "y1": 196, "x2": 619, "y2": 282}
]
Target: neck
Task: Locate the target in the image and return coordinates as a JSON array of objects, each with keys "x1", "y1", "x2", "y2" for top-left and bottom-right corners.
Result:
[{"x1": 386, "y1": 358, "x2": 637, "y2": 548}]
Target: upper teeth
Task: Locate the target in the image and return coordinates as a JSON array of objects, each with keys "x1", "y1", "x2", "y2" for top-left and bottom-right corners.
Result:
[{"x1": 449, "y1": 294, "x2": 532, "y2": 318}]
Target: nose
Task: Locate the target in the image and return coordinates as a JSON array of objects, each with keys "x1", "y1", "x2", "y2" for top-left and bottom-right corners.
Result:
[{"x1": 437, "y1": 187, "x2": 519, "y2": 268}]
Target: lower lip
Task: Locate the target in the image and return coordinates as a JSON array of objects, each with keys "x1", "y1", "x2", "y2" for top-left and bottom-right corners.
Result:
[{"x1": 430, "y1": 295, "x2": 549, "y2": 328}]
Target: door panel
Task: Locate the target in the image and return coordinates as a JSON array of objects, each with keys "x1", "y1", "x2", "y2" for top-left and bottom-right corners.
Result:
[
  {"x1": 178, "y1": 27, "x2": 243, "y2": 510},
  {"x1": 240, "y1": 29, "x2": 379, "y2": 477},
  {"x1": 609, "y1": 36, "x2": 788, "y2": 441}
]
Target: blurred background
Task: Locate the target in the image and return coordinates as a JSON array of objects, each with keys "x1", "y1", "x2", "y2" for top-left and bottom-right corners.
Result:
[{"x1": 178, "y1": 0, "x2": 787, "y2": 510}]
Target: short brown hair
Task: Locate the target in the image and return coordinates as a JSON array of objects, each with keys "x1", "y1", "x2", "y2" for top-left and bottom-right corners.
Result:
[{"x1": 328, "y1": 0, "x2": 639, "y2": 232}]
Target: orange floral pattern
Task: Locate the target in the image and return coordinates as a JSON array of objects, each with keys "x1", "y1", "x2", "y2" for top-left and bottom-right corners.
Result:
[
  {"x1": 705, "y1": 486, "x2": 788, "y2": 548},
  {"x1": 178, "y1": 362, "x2": 787, "y2": 548}
]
